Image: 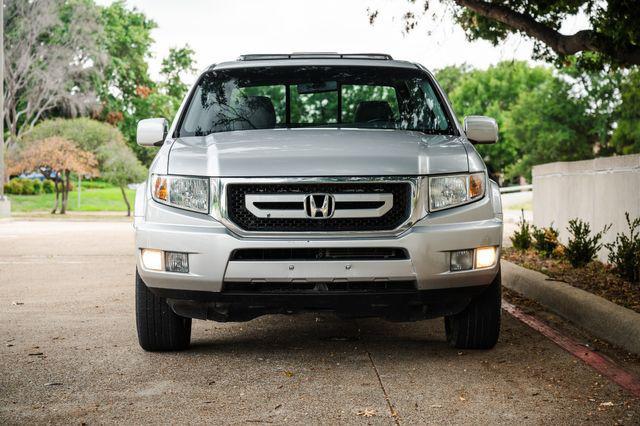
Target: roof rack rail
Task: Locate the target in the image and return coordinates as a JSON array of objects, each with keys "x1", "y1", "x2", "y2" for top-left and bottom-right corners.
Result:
[{"x1": 237, "y1": 53, "x2": 394, "y2": 61}]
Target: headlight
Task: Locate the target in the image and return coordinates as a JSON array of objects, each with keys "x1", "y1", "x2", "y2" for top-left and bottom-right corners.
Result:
[
  {"x1": 151, "y1": 174, "x2": 209, "y2": 213},
  {"x1": 428, "y1": 173, "x2": 485, "y2": 211}
]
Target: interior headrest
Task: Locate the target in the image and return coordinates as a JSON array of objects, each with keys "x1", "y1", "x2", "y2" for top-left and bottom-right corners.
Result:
[
  {"x1": 354, "y1": 101, "x2": 394, "y2": 123},
  {"x1": 237, "y1": 95, "x2": 276, "y2": 130}
]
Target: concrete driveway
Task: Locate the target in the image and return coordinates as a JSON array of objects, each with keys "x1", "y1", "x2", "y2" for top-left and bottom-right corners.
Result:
[{"x1": 0, "y1": 220, "x2": 638, "y2": 424}]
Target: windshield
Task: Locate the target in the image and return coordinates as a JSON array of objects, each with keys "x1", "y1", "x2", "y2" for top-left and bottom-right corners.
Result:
[{"x1": 177, "y1": 66, "x2": 455, "y2": 137}]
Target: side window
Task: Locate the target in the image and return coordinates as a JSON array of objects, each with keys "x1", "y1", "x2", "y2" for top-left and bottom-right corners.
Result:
[
  {"x1": 342, "y1": 85, "x2": 399, "y2": 123},
  {"x1": 290, "y1": 85, "x2": 338, "y2": 125}
]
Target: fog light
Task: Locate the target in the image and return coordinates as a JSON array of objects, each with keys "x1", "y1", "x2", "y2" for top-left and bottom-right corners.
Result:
[
  {"x1": 165, "y1": 252, "x2": 189, "y2": 273},
  {"x1": 141, "y1": 249, "x2": 163, "y2": 271},
  {"x1": 450, "y1": 249, "x2": 474, "y2": 271},
  {"x1": 475, "y1": 246, "x2": 497, "y2": 269}
]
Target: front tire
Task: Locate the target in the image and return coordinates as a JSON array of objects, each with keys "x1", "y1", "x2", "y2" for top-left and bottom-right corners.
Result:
[
  {"x1": 444, "y1": 269, "x2": 501, "y2": 349},
  {"x1": 135, "y1": 270, "x2": 192, "y2": 351}
]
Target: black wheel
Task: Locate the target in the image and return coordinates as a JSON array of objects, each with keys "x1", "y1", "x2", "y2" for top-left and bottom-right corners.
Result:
[
  {"x1": 135, "y1": 270, "x2": 192, "y2": 351},
  {"x1": 444, "y1": 269, "x2": 501, "y2": 349}
]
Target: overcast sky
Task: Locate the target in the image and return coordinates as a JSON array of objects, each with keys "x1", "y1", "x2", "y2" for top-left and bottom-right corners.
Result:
[{"x1": 95, "y1": 0, "x2": 588, "y2": 83}]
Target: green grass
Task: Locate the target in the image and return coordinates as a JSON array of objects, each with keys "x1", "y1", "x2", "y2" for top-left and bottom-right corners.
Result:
[{"x1": 9, "y1": 186, "x2": 136, "y2": 212}]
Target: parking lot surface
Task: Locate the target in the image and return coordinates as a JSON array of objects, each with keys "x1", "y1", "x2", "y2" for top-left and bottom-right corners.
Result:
[{"x1": 1, "y1": 220, "x2": 638, "y2": 424}]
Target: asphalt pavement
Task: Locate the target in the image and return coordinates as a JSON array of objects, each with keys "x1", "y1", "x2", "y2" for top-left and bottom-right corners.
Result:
[{"x1": 1, "y1": 220, "x2": 638, "y2": 424}]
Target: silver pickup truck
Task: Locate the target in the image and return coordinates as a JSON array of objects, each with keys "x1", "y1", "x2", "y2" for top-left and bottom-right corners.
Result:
[{"x1": 133, "y1": 53, "x2": 503, "y2": 352}]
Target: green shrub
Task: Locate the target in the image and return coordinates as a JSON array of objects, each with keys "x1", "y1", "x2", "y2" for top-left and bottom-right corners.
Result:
[
  {"x1": 42, "y1": 179, "x2": 55, "y2": 193},
  {"x1": 4, "y1": 179, "x2": 23, "y2": 195},
  {"x1": 511, "y1": 210, "x2": 532, "y2": 251},
  {"x1": 565, "y1": 218, "x2": 611, "y2": 267},
  {"x1": 605, "y1": 213, "x2": 640, "y2": 283},
  {"x1": 2, "y1": 178, "x2": 43, "y2": 195},
  {"x1": 532, "y1": 224, "x2": 560, "y2": 257},
  {"x1": 19, "y1": 179, "x2": 35, "y2": 195},
  {"x1": 32, "y1": 180, "x2": 43, "y2": 194},
  {"x1": 81, "y1": 179, "x2": 111, "y2": 189}
]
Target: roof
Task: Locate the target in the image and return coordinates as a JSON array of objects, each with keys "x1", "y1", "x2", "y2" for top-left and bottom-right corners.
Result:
[{"x1": 208, "y1": 52, "x2": 420, "y2": 72}]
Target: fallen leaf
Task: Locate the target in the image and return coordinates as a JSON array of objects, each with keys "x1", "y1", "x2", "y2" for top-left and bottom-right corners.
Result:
[
  {"x1": 356, "y1": 408, "x2": 377, "y2": 417},
  {"x1": 459, "y1": 396, "x2": 466, "y2": 401},
  {"x1": 283, "y1": 370, "x2": 294, "y2": 378}
]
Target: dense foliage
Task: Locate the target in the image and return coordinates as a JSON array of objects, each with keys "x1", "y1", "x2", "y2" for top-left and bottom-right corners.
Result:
[
  {"x1": 531, "y1": 225, "x2": 560, "y2": 258},
  {"x1": 95, "y1": 1, "x2": 196, "y2": 165},
  {"x1": 510, "y1": 210, "x2": 532, "y2": 251},
  {"x1": 436, "y1": 62, "x2": 640, "y2": 181},
  {"x1": 2, "y1": 0, "x2": 196, "y2": 169},
  {"x1": 371, "y1": 1, "x2": 640, "y2": 70},
  {"x1": 605, "y1": 213, "x2": 640, "y2": 283},
  {"x1": 17, "y1": 118, "x2": 147, "y2": 214},
  {"x1": 565, "y1": 219, "x2": 611, "y2": 267},
  {"x1": 7, "y1": 137, "x2": 99, "y2": 214}
]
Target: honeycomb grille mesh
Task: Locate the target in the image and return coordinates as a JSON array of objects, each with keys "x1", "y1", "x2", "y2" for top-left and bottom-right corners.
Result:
[{"x1": 226, "y1": 182, "x2": 411, "y2": 232}]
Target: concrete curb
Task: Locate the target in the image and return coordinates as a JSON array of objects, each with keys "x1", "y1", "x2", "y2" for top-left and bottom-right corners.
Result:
[{"x1": 501, "y1": 260, "x2": 640, "y2": 355}]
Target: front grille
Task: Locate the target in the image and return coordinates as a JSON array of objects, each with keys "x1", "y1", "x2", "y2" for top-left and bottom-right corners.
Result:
[
  {"x1": 222, "y1": 280, "x2": 417, "y2": 293},
  {"x1": 226, "y1": 182, "x2": 411, "y2": 232},
  {"x1": 230, "y1": 247, "x2": 408, "y2": 261}
]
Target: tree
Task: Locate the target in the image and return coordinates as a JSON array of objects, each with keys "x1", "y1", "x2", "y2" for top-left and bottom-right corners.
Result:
[
  {"x1": 2, "y1": 0, "x2": 104, "y2": 147},
  {"x1": 160, "y1": 46, "x2": 197, "y2": 100},
  {"x1": 610, "y1": 70, "x2": 640, "y2": 154},
  {"x1": 432, "y1": 64, "x2": 472, "y2": 94},
  {"x1": 23, "y1": 118, "x2": 147, "y2": 213},
  {"x1": 98, "y1": 142, "x2": 147, "y2": 216},
  {"x1": 437, "y1": 61, "x2": 552, "y2": 178},
  {"x1": 561, "y1": 62, "x2": 625, "y2": 155},
  {"x1": 1, "y1": 2, "x2": 5, "y2": 197},
  {"x1": 503, "y1": 77, "x2": 594, "y2": 179},
  {"x1": 369, "y1": 1, "x2": 640, "y2": 69},
  {"x1": 24, "y1": 117, "x2": 125, "y2": 164},
  {"x1": 95, "y1": 0, "x2": 156, "y2": 163},
  {"x1": 7, "y1": 137, "x2": 98, "y2": 214},
  {"x1": 96, "y1": 2, "x2": 196, "y2": 165}
]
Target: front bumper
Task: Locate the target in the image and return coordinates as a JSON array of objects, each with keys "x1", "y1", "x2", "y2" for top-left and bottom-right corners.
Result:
[{"x1": 135, "y1": 183, "x2": 503, "y2": 293}]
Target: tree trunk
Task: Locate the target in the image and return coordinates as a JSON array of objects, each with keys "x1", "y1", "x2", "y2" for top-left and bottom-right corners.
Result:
[
  {"x1": 60, "y1": 170, "x2": 70, "y2": 214},
  {"x1": 0, "y1": 7, "x2": 4, "y2": 196},
  {"x1": 51, "y1": 177, "x2": 60, "y2": 214},
  {"x1": 120, "y1": 186, "x2": 131, "y2": 217}
]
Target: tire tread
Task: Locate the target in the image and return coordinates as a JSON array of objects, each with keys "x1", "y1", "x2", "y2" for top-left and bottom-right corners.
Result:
[
  {"x1": 445, "y1": 270, "x2": 501, "y2": 349},
  {"x1": 135, "y1": 271, "x2": 191, "y2": 351}
]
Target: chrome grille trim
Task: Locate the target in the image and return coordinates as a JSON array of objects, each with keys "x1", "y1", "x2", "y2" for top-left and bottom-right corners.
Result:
[
  {"x1": 210, "y1": 177, "x2": 425, "y2": 238},
  {"x1": 244, "y1": 193, "x2": 393, "y2": 219}
]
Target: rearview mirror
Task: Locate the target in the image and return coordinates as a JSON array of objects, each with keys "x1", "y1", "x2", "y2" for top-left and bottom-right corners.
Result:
[
  {"x1": 463, "y1": 116, "x2": 498, "y2": 144},
  {"x1": 137, "y1": 118, "x2": 168, "y2": 147},
  {"x1": 297, "y1": 81, "x2": 338, "y2": 94}
]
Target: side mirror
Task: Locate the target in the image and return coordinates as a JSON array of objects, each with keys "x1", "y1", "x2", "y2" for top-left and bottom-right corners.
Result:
[
  {"x1": 137, "y1": 118, "x2": 169, "y2": 147},
  {"x1": 463, "y1": 116, "x2": 498, "y2": 144}
]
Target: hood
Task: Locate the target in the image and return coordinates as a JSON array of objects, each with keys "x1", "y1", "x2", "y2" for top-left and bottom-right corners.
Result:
[{"x1": 167, "y1": 128, "x2": 469, "y2": 177}]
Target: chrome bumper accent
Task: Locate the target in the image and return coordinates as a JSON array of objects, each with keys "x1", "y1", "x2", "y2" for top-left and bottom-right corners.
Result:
[{"x1": 224, "y1": 259, "x2": 415, "y2": 282}]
